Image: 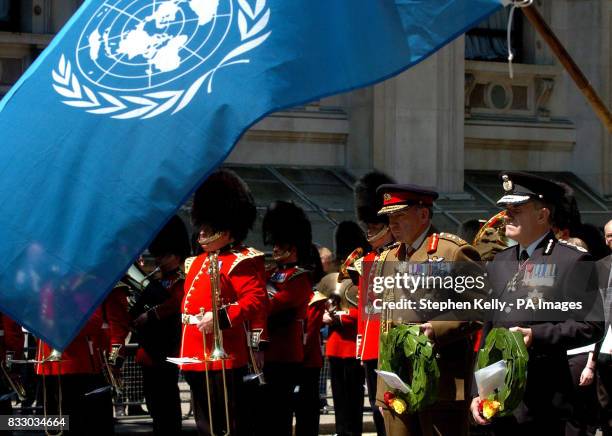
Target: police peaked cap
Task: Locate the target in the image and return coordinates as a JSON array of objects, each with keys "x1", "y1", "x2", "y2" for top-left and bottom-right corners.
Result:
[
  {"x1": 262, "y1": 201, "x2": 312, "y2": 261},
  {"x1": 191, "y1": 169, "x2": 256, "y2": 243},
  {"x1": 354, "y1": 171, "x2": 396, "y2": 225},
  {"x1": 149, "y1": 215, "x2": 191, "y2": 259},
  {"x1": 496, "y1": 171, "x2": 565, "y2": 207},
  {"x1": 376, "y1": 184, "x2": 439, "y2": 215}
]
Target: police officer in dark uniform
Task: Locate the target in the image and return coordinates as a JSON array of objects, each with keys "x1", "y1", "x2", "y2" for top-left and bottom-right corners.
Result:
[{"x1": 470, "y1": 171, "x2": 604, "y2": 436}]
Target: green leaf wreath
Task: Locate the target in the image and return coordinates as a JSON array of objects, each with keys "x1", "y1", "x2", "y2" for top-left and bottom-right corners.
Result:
[
  {"x1": 476, "y1": 327, "x2": 529, "y2": 416},
  {"x1": 379, "y1": 324, "x2": 439, "y2": 413}
]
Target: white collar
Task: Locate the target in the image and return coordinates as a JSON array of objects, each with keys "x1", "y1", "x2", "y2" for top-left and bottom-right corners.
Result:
[{"x1": 520, "y1": 232, "x2": 549, "y2": 258}]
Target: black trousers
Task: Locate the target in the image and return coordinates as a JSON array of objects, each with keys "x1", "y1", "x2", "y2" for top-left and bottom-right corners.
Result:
[
  {"x1": 598, "y1": 354, "x2": 612, "y2": 436},
  {"x1": 294, "y1": 366, "x2": 321, "y2": 436},
  {"x1": 566, "y1": 353, "x2": 598, "y2": 436},
  {"x1": 329, "y1": 357, "x2": 364, "y2": 436},
  {"x1": 258, "y1": 362, "x2": 301, "y2": 436},
  {"x1": 0, "y1": 396, "x2": 12, "y2": 436},
  {"x1": 142, "y1": 363, "x2": 182, "y2": 435},
  {"x1": 42, "y1": 373, "x2": 114, "y2": 435},
  {"x1": 184, "y1": 367, "x2": 247, "y2": 436},
  {"x1": 491, "y1": 414, "x2": 564, "y2": 436},
  {"x1": 363, "y1": 359, "x2": 386, "y2": 436}
]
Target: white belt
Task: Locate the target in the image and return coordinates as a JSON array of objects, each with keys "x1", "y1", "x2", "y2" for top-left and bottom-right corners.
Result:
[{"x1": 182, "y1": 314, "x2": 202, "y2": 325}]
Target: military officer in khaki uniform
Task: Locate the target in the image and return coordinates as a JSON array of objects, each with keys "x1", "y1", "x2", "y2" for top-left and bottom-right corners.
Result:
[{"x1": 374, "y1": 184, "x2": 483, "y2": 436}]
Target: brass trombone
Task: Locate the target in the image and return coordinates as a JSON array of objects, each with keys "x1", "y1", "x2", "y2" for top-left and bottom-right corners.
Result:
[
  {"x1": 200, "y1": 250, "x2": 232, "y2": 436},
  {"x1": 40, "y1": 348, "x2": 64, "y2": 436}
]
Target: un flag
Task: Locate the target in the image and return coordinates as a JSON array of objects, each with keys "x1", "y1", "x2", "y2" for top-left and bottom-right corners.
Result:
[{"x1": 0, "y1": 0, "x2": 502, "y2": 349}]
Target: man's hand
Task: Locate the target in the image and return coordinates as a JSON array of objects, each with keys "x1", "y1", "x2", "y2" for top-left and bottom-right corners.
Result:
[
  {"x1": 579, "y1": 366, "x2": 595, "y2": 386},
  {"x1": 419, "y1": 322, "x2": 435, "y2": 340},
  {"x1": 509, "y1": 326, "x2": 533, "y2": 348},
  {"x1": 322, "y1": 312, "x2": 335, "y2": 325},
  {"x1": 197, "y1": 311, "x2": 214, "y2": 334},
  {"x1": 470, "y1": 397, "x2": 490, "y2": 425}
]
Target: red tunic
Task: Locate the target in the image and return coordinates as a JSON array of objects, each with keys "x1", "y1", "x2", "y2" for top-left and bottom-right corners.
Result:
[
  {"x1": 303, "y1": 293, "x2": 326, "y2": 368},
  {"x1": 179, "y1": 247, "x2": 267, "y2": 371},
  {"x1": 265, "y1": 266, "x2": 312, "y2": 363},
  {"x1": 357, "y1": 250, "x2": 386, "y2": 361},
  {"x1": 325, "y1": 306, "x2": 358, "y2": 359},
  {"x1": 0, "y1": 313, "x2": 24, "y2": 361},
  {"x1": 36, "y1": 308, "x2": 105, "y2": 375},
  {"x1": 101, "y1": 287, "x2": 131, "y2": 358}
]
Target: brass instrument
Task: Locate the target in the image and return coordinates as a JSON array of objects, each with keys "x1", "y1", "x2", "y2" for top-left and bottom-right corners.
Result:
[
  {"x1": 201, "y1": 251, "x2": 232, "y2": 436},
  {"x1": 243, "y1": 325, "x2": 265, "y2": 385},
  {"x1": 472, "y1": 211, "x2": 511, "y2": 261},
  {"x1": 41, "y1": 348, "x2": 64, "y2": 436},
  {"x1": 100, "y1": 348, "x2": 124, "y2": 395},
  {"x1": 0, "y1": 353, "x2": 26, "y2": 401}
]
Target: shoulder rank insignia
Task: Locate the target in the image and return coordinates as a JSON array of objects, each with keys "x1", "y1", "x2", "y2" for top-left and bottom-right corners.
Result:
[
  {"x1": 184, "y1": 256, "x2": 196, "y2": 274},
  {"x1": 438, "y1": 232, "x2": 468, "y2": 246},
  {"x1": 427, "y1": 234, "x2": 439, "y2": 254},
  {"x1": 558, "y1": 239, "x2": 588, "y2": 253},
  {"x1": 544, "y1": 238, "x2": 555, "y2": 255}
]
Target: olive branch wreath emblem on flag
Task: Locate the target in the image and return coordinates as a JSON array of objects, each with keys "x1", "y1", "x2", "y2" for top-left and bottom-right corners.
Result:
[{"x1": 51, "y1": 0, "x2": 271, "y2": 120}]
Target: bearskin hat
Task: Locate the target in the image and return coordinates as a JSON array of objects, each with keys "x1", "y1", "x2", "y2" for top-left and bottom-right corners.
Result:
[
  {"x1": 334, "y1": 220, "x2": 370, "y2": 263},
  {"x1": 191, "y1": 169, "x2": 256, "y2": 244},
  {"x1": 553, "y1": 182, "x2": 581, "y2": 235},
  {"x1": 149, "y1": 215, "x2": 191, "y2": 260},
  {"x1": 354, "y1": 171, "x2": 396, "y2": 225},
  {"x1": 262, "y1": 201, "x2": 312, "y2": 264}
]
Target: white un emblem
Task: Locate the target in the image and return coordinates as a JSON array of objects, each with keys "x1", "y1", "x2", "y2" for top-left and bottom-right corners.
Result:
[{"x1": 52, "y1": 0, "x2": 271, "y2": 119}]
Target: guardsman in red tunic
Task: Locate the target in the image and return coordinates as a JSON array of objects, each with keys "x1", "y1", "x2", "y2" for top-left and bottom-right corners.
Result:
[
  {"x1": 132, "y1": 215, "x2": 190, "y2": 435},
  {"x1": 259, "y1": 201, "x2": 313, "y2": 435},
  {"x1": 36, "y1": 286, "x2": 131, "y2": 435},
  {"x1": 324, "y1": 221, "x2": 370, "y2": 436},
  {"x1": 178, "y1": 169, "x2": 267, "y2": 436},
  {"x1": 0, "y1": 313, "x2": 24, "y2": 422},
  {"x1": 354, "y1": 171, "x2": 396, "y2": 436}
]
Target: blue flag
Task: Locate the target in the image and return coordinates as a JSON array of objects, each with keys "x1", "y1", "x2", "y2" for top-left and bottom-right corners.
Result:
[{"x1": 0, "y1": 0, "x2": 502, "y2": 349}]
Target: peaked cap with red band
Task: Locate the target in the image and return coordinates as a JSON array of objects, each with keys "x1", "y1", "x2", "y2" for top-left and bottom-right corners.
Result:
[{"x1": 376, "y1": 184, "x2": 439, "y2": 215}]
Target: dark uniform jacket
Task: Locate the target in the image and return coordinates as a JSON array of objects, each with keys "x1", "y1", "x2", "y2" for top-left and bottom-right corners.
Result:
[{"x1": 482, "y1": 231, "x2": 604, "y2": 424}]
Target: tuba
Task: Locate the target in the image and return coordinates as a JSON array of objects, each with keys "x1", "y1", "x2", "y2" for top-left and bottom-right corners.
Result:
[{"x1": 200, "y1": 251, "x2": 232, "y2": 436}]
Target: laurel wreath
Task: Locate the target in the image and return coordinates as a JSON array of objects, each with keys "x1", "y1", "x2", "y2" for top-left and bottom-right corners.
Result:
[
  {"x1": 52, "y1": 0, "x2": 271, "y2": 120},
  {"x1": 379, "y1": 324, "x2": 440, "y2": 413},
  {"x1": 476, "y1": 327, "x2": 529, "y2": 417}
]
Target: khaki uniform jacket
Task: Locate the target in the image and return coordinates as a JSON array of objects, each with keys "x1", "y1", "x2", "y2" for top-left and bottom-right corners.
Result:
[{"x1": 375, "y1": 226, "x2": 482, "y2": 436}]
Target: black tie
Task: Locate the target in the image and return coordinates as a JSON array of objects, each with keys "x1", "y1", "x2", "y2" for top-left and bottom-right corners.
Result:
[{"x1": 519, "y1": 250, "x2": 529, "y2": 267}]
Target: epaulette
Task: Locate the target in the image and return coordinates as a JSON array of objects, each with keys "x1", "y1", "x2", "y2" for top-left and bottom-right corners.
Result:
[
  {"x1": 270, "y1": 266, "x2": 309, "y2": 284},
  {"x1": 353, "y1": 257, "x2": 364, "y2": 276},
  {"x1": 228, "y1": 247, "x2": 265, "y2": 274},
  {"x1": 558, "y1": 238, "x2": 588, "y2": 253},
  {"x1": 309, "y1": 290, "x2": 328, "y2": 306},
  {"x1": 184, "y1": 256, "x2": 196, "y2": 274},
  {"x1": 437, "y1": 232, "x2": 468, "y2": 246},
  {"x1": 382, "y1": 242, "x2": 400, "y2": 257}
]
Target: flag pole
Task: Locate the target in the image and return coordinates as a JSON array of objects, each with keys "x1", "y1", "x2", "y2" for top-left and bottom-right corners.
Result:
[{"x1": 520, "y1": 5, "x2": 612, "y2": 133}]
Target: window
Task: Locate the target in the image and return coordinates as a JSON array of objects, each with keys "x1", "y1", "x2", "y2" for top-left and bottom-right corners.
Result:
[
  {"x1": 0, "y1": 0, "x2": 20, "y2": 32},
  {"x1": 465, "y1": 8, "x2": 523, "y2": 63}
]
